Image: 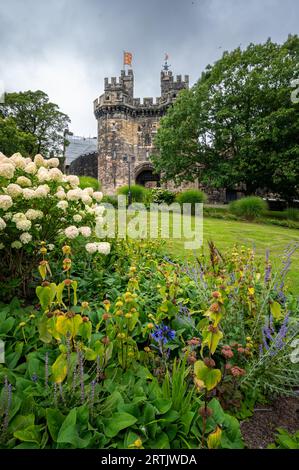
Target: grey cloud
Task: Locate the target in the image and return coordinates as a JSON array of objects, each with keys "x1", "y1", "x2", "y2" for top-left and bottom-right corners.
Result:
[{"x1": 0, "y1": 0, "x2": 298, "y2": 135}]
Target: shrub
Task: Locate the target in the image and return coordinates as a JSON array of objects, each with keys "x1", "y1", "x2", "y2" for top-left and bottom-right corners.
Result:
[
  {"x1": 176, "y1": 189, "x2": 207, "y2": 214},
  {"x1": 79, "y1": 176, "x2": 101, "y2": 191},
  {"x1": 229, "y1": 196, "x2": 268, "y2": 220},
  {"x1": 150, "y1": 188, "x2": 176, "y2": 205},
  {"x1": 0, "y1": 152, "x2": 107, "y2": 297},
  {"x1": 117, "y1": 184, "x2": 148, "y2": 203}
]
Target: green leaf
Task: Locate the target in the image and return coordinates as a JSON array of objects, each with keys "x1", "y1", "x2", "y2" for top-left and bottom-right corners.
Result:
[
  {"x1": 46, "y1": 408, "x2": 65, "y2": 442},
  {"x1": 0, "y1": 317, "x2": 15, "y2": 335},
  {"x1": 36, "y1": 284, "x2": 57, "y2": 311},
  {"x1": 14, "y1": 425, "x2": 41, "y2": 444},
  {"x1": 38, "y1": 316, "x2": 52, "y2": 343},
  {"x1": 153, "y1": 398, "x2": 172, "y2": 414},
  {"x1": 9, "y1": 414, "x2": 35, "y2": 434},
  {"x1": 104, "y1": 412, "x2": 138, "y2": 438},
  {"x1": 194, "y1": 360, "x2": 221, "y2": 391}
]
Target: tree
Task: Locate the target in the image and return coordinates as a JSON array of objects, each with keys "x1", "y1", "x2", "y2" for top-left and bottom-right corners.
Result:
[
  {"x1": 0, "y1": 117, "x2": 37, "y2": 157},
  {"x1": 152, "y1": 35, "x2": 299, "y2": 200},
  {"x1": 0, "y1": 90, "x2": 70, "y2": 157}
]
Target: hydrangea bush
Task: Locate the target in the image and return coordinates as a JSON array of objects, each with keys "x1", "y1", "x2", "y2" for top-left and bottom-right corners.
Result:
[{"x1": 0, "y1": 152, "x2": 109, "y2": 295}]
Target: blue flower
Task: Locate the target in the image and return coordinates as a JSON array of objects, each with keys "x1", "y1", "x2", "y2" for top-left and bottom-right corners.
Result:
[{"x1": 152, "y1": 323, "x2": 176, "y2": 344}]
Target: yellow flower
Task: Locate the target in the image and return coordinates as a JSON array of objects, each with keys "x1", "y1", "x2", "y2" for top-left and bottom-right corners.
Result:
[
  {"x1": 125, "y1": 313, "x2": 132, "y2": 319},
  {"x1": 133, "y1": 439, "x2": 142, "y2": 448},
  {"x1": 81, "y1": 301, "x2": 89, "y2": 309},
  {"x1": 62, "y1": 245, "x2": 71, "y2": 255},
  {"x1": 115, "y1": 309, "x2": 123, "y2": 316},
  {"x1": 147, "y1": 323, "x2": 154, "y2": 329},
  {"x1": 29, "y1": 314, "x2": 35, "y2": 319},
  {"x1": 19, "y1": 322, "x2": 26, "y2": 328},
  {"x1": 115, "y1": 300, "x2": 123, "y2": 308}
]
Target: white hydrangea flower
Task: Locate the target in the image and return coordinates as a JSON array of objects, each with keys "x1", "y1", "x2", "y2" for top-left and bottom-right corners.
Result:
[
  {"x1": 0, "y1": 163, "x2": 15, "y2": 179},
  {"x1": 97, "y1": 242, "x2": 110, "y2": 255},
  {"x1": 11, "y1": 240, "x2": 22, "y2": 249},
  {"x1": 83, "y1": 187, "x2": 94, "y2": 197},
  {"x1": 0, "y1": 217, "x2": 6, "y2": 230},
  {"x1": 64, "y1": 225, "x2": 79, "y2": 239},
  {"x1": 35, "y1": 184, "x2": 50, "y2": 198},
  {"x1": 3, "y1": 212, "x2": 12, "y2": 221},
  {"x1": 22, "y1": 188, "x2": 36, "y2": 200},
  {"x1": 0, "y1": 152, "x2": 8, "y2": 162},
  {"x1": 85, "y1": 206, "x2": 95, "y2": 215},
  {"x1": 0, "y1": 195, "x2": 13, "y2": 210},
  {"x1": 15, "y1": 218, "x2": 32, "y2": 231},
  {"x1": 93, "y1": 191, "x2": 103, "y2": 202},
  {"x1": 24, "y1": 162, "x2": 37, "y2": 175},
  {"x1": 66, "y1": 175, "x2": 80, "y2": 187},
  {"x1": 73, "y1": 214, "x2": 82, "y2": 223},
  {"x1": 25, "y1": 209, "x2": 43, "y2": 220},
  {"x1": 16, "y1": 176, "x2": 32, "y2": 187},
  {"x1": 81, "y1": 195, "x2": 92, "y2": 205},
  {"x1": 79, "y1": 226, "x2": 91, "y2": 237},
  {"x1": 48, "y1": 167, "x2": 63, "y2": 182},
  {"x1": 47, "y1": 158, "x2": 60, "y2": 168},
  {"x1": 6, "y1": 183, "x2": 23, "y2": 198},
  {"x1": 10, "y1": 153, "x2": 26, "y2": 169},
  {"x1": 20, "y1": 232, "x2": 32, "y2": 244},
  {"x1": 48, "y1": 243, "x2": 55, "y2": 251},
  {"x1": 57, "y1": 200, "x2": 68, "y2": 211},
  {"x1": 12, "y1": 212, "x2": 26, "y2": 223},
  {"x1": 55, "y1": 190, "x2": 66, "y2": 199},
  {"x1": 85, "y1": 242, "x2": 98, "y2": 254},
  {"x1": 67, "y1": 189, "x2": 82, "y2": 201},
  {"x1": 37, "y1": 167, "x2": 50, "y2": 182},
  {"x1": 34, "y1": 154, "x2": 45, "y2": 167}
]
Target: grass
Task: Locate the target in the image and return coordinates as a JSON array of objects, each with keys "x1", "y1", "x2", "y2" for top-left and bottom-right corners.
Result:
[
  {"x1": 105, "y1": 209, "x2": 299, "y2": 294},
  {"x1": 164, "y1": 216, "x2": 299, "y2": 295}
]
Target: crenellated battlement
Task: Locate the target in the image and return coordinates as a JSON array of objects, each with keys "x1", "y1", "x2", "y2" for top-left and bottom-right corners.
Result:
[{"x1": 95, "y1": 66, "x2": 189, "y2": 114}]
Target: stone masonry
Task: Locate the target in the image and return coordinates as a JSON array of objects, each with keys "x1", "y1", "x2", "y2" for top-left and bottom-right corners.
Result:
[{"x1": 93, "y1": 66, "x2": 199, "y2": 194}]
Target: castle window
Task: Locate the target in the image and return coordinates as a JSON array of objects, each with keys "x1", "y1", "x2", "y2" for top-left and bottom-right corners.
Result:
[
  {"x1": 138, "y1": 125, "x2": 141, "y2": 132},
  {"x1": 173, "y1": 93, "x2": 176, "y2": 98},
  {"x1": 144, "y1": 134, "x2": 151, "y2": 146},
  {"x1": 106, "y1": 95, "x2": 110, "y2": 100}
]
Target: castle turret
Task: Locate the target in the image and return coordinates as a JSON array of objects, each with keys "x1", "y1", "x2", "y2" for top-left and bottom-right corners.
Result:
[{"x1": 94, "y1": 60, "x2": 190, "y2": 193}]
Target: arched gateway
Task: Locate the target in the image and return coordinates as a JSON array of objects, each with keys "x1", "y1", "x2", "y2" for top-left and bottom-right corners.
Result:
[{"x1": 134, "y1": 163, "x2": 160, "y2": 188}]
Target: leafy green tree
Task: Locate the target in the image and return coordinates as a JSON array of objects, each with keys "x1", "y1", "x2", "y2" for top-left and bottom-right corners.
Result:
[
  {"x1": 0, "y1": 90, "x2": 70, "y2": 157},
  {"x1": 153, "y1": 35, "x2": 299, "y2": 200},
  {"x1": 0, "y1": 117, "x2": 37, "y2": 157}
]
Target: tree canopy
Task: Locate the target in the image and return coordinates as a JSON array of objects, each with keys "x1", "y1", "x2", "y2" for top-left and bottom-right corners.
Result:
[
  {"x1": 0, "y1": 90, "x2": 70, "y2": 157},
  {"x1": 152, "y1": 35, "x2": 299, "y2": 200}
]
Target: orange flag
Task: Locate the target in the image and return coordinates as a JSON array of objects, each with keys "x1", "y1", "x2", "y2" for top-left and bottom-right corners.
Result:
[{"x1": 124, "y1": 51, "x2": 132, "y2": 66}]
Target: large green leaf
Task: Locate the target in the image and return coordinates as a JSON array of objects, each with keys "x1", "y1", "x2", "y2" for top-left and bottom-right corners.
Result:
[
  {"x1": 14, "y1": 425, "x2": 42, "y2": 444},
  {"x1": 104, "y1": 412, "x2": 138, "y2": 438},
  {"x1": 46, "y1": 408, "x2": 65, "y2": 442}
]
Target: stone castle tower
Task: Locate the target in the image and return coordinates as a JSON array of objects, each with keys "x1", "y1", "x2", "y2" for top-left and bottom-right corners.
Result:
[{"x1": 93, "y1": 64, "x2": 189, "y2": 194}]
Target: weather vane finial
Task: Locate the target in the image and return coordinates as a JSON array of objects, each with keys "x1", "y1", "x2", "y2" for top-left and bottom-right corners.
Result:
[{"x1": 163, "y1": 53, "x2": 171, "y2": 71}]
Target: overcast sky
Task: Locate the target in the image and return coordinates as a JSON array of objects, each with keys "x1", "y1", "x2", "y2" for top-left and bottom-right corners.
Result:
[{"x1": 0, "y1": 0, "x2": 298, "y2": 136}]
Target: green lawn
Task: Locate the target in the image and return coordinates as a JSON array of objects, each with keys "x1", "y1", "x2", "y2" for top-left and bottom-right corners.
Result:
[
  {"x1": 107, "y1": 209, "x2": 299, "y2": 294},
  {"x1": 163, "y1": 216, "x2": 299, "y2": 294}
]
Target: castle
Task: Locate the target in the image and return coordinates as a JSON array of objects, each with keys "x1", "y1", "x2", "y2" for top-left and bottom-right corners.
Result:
[{"x1": 92, "y1": 63, "x2": 195, "y2": 194}]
